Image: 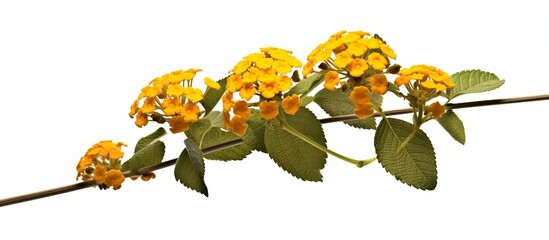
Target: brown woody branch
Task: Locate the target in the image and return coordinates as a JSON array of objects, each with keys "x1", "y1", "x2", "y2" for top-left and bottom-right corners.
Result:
[{"x1": 1, "y1": 94, "x2": 548, "y2": 208}]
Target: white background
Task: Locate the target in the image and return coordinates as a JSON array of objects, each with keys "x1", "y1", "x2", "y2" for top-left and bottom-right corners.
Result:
[{"x1": 0, "y1": 0, "x2": 547, "y2": 239}]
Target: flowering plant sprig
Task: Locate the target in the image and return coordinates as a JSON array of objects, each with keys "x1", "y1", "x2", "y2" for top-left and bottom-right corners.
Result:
[{"x1": 73, "y1": 30, "x2": 505, "y2": 193}]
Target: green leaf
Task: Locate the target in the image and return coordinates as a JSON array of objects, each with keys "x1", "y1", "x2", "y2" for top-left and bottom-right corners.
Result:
[
  {"x1": 437, "y1": 110, "x2": 466, "y2": 144},
  {"x1": 264, "y1": 107, "x2": 327, "y2": 181},
  {"x1": 300, "y1": 95, "x2": 315, "y2": 106},
  {"x1": 121, "y1": 141, "x2": 165, "y2": 174},
  {"x1": 202, "y1": 128, "x2": 251, "y2": 160},
  {"x1": 242, "y1": 109, "x2": 267, "y2": 153},
  {"x1": 374, "y1": 118, "x2": 437, "y2": 190},
  {"x1": 201, "y1": 77, "x2": 227, "y2": 115},
  {"x1": 185, "y1": 117, "x2": 252, "y2": 161},
  {"x1": 174, "y1": 139, "x2": 208, "y2": 196},
  {"x1": 121, "y1": 127, "x2": 167, "y2": 173},
  {"x1": 134, "y1": 127, "x2": 167, "y2": 153},
  {"x1": 314, "y1": 88, "x2": 376, "y2": 129},
  {"x1": 446, "y1": 70, "x2": 505, "y2": 100},
  {"x1": 205, "y1": 110, "x2": 224, "y2": 128},
  {"x1": 286, "y1": 71, "x2": 326, "y2": 96}
]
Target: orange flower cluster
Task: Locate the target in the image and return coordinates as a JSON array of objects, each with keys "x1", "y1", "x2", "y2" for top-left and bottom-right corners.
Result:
[
  {"x1": 303, "y1": 30, "x2": 397, "y2": 119},
  {"x1": 303, "y1": 30, "x2": 396, "y2": 80},
  {"x1": 395, "y1": 64, "x2": 455, "y2": 91},
  {"x1": 76, "y1": 140, "x2": 126, "y2": 190},
  {"x1": 129, "y1": 69, "x2": 205, "y2": 133},
  {"x1": 222, "y1": 47, "x2": 303, "y2": 136}
]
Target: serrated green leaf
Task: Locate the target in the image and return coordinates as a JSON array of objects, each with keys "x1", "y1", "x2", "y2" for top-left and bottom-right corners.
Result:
[
  {"x1": 264, "y1": 107, "x2": 327, "y2": 181},
  {"x1": 174, "y1": 139, "x2": 208, "y2": 196},
  {"x1": 437, "y1": 110, "x2": 466, "y2": 144},
  {"x1": 286, "y1": 71, "x2": 326, "y2": 96},
  {"x1": 201, "y1": 128, "x2": 251, "y2": 160},
  {"x1": 314, "y1": 88, "x2": 376, "y2": 129},
  {"x1": 447, "y1": 70, "x2": 505, "y2": 100},
  {"x1": 185, "y1": 118, "x2": 252, "y2": 161},
  {"x1": 121, "y1": 141, "x2": 165, "y2": 173},
  {"x1": 121, "y1": 127, "x2": 167, "y2": 173},
  {"x1": 201, "y1": 77, "x2": 227, "y2": 115},
  {"x1": 374, "y1": 118, "x2": 437, "y2": 190},
  {"x1": 242, "y1": 109, "x2": 267, "y2": 153},
  {"x1": 134, "y1": 127, "x2": 167, "y2": 153}
]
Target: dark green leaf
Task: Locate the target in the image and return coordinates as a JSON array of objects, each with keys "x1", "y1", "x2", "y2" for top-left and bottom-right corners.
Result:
[
  {"x1": 185, "y1": 118, "x2": 252, "y2": 161},
  {"x1": 201, "y1": 128, "x2": 251, "y2": 160},
  {"x1": 446, "y1": 70, "x2": 505, "y2": 100},
  {"x1": 242, "y1": 109, "x2": 267, "y2": 153},
  {"x1": 264, "y1": 107, "x2": 327, "y2": 181},
  {"x1": 374, "y1": 118, "x2": 437, "y2": 190},
  {"x1": 134, "y1": 127, "x2": 166, "y2": 153},
  {"x1": 121, "y1": 141, "x2": 165, "y2": 174},
  {"x1": 121, "y1": 127, "x2": 167, "y2": 173},
  {"x1": 437, "y1": 110, "x2": 466, "y2": 144},
  {"x1": 314, "y1": 88, "x2": 376, "y2": 129},
  {"x1": 174, "y1": 139, "x2": 208, "y2": 196}
]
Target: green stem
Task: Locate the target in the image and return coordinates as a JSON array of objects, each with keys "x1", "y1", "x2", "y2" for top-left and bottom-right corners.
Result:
[{"x1": 279, "y1": 120, "x2": 376, "y2": 168}]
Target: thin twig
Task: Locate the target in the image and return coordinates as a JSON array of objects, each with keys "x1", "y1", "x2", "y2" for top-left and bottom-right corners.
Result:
[{"x1": 1, "y1": 94, "x2": 548, "y2": 208}]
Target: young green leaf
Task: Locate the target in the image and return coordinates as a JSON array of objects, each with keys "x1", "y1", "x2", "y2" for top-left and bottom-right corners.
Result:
[
  {"x1": 446, "y1": 70, "x2": 505, "y2": 100},
  {"x1": 264, "y1": 107, "x2": 327, "y2": 182},
  {"x1": 314, "y1": 88, "x2": 376, "y2": 129},
  {"x1": 437, "y1": 110, "x2": 466, "y2": 144},
  {"x1": 121, "y1": 127, "x2": 166, "y2": 173},
  {"x1": 201, "y1": 77, "x2": 227, "y2": 115},
  {"x1": 374, "y1": 118, "x2": 437, "y2": 190},
  {"x1": 286, "y1": 71, "x2": 326, "y2": 97},
  {"x1": 174, "y1": 139, "x2": 208, "y2": 196}
]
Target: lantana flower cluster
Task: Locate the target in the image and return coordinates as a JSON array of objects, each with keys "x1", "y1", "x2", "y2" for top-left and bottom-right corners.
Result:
[
  {"x1": 76, "y1": 140, "x2": 127, "y2": 190},
  {"x1": 303, "y1": 30, "x2": 397, "y2": 118},
  {"x1": 129, "y1": 69, "x2": 215, "y2": 134},
  {"x1": 222, "y1": 47, "x2": 303, "y2": 136},
  {"x1": 395, "y1": 65, "x2": 455, "y2": 119},
  {"x1": 75, "y1": 29, "x2": 459, "y2": 191}
]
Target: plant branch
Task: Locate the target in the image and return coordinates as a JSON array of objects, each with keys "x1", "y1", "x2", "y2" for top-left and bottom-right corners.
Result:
[{"x1": 1, "y1": 94, "x2": 548, "y2": 207}]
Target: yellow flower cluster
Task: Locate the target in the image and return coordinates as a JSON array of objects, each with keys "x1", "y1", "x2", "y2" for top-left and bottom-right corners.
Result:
[
  {"x1": 129, "y1": 69, "x2": 208, "y2": 133},
  {"x1": 222, "y1": 47, "x2": 303, "y2": 136},
  {"x1": 304, "y1": 30, "x2": 397, "y2": 119},
  {"x1": 303, "y1": 30, "x2": 396, "y2": 80},
  {"x1": 395, "y1": 65, "x2": 455, "y2": 91},
  {"x1": 76, "y1": 140, "x2": 126, "y2": 190}
]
